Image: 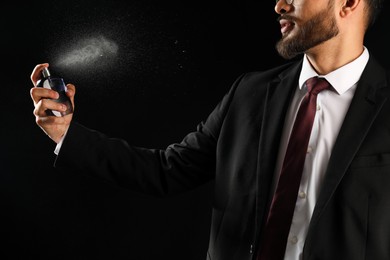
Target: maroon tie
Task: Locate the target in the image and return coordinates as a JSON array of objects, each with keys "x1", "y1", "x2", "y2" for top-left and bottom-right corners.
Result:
[{"x1": 257, "y1": 77, "x2": 330, "y2": 260}]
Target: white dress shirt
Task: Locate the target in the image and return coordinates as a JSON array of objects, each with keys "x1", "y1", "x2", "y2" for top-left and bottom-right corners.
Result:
[{"x1": 272, "y1": 47, "x2": 370, "y2": 260}]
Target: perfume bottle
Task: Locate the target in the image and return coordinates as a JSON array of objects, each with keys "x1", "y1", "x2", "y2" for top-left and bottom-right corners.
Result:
[{"x1": 36, "y1": 67, "x2": 73, "y2": 117}]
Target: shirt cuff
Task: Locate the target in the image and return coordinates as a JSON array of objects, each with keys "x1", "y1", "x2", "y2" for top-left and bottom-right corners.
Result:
[{"x1": 54, "y1": 128, "x2": 69, "y2": 155}]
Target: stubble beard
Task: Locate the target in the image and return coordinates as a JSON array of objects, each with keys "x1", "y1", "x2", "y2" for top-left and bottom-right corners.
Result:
[{"x1": 276, "y1": 4, "x2": 339, "y2": 60}]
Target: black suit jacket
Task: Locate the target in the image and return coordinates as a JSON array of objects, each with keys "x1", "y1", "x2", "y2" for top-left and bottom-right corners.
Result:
[{"x1": 55, "y1": 55, "x2": 390, "y2": 260}]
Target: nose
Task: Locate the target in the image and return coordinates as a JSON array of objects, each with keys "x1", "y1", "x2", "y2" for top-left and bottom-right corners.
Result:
[{"x1": 275, "y1": 0, "x2": 293, "y2": 14}]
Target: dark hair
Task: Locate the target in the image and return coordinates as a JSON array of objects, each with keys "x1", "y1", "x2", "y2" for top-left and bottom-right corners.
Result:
[{"x1": 366, "y1": 0, "x2": 385, "y2": 27}]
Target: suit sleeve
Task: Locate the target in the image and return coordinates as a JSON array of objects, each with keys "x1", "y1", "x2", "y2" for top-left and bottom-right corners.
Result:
[{"x1": 54, "y1": 74, "x2": 246, "y2": 196}]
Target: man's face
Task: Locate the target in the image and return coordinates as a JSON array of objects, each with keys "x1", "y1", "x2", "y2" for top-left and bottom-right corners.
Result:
[{"x1": 276, "y1": 0, "x2": 339, "y2": 59}]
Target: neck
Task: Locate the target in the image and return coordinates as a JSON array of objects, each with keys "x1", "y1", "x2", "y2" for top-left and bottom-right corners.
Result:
[{"x1": 304, "y1": 37, "x2": 365, "y2": 75}]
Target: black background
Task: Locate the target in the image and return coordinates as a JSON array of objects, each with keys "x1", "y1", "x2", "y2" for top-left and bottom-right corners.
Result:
[{"x1": 1, "y1": 0, "x2": 389, "y2": 259}]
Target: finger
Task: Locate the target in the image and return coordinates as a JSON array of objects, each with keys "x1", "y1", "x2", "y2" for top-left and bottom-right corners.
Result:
[
  {"x1": 35, "y1": 114, "x2": 59, "y2": 125},
  {"x1": 65, "y1": 84, "x2": 76, "y2": 97},
  {"x1": 30, "y1": 63, "x2": 49, "y2": 86},
  {"x1": 30, "y1": 87, "x2": 59, "y2": 104},
  {"x1": 33, "y1": 99, "x2": 68, "y2": 117},
  {"x1": 35, "y1": 114, "x2": 67, "y2": 131}
]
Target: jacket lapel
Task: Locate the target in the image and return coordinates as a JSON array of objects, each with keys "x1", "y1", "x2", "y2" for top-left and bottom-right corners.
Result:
[
  {"x1": 254, "y1": 60, "x2": 303, "y2": 248},
  {"x1": 307, "y1": 56, "x2": 389, "y2": 234}
]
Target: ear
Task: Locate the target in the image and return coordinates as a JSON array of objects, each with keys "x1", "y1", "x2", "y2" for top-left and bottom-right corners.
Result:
[{"x1": 340, "y1": 0, "x2": 361, "y2": 17}]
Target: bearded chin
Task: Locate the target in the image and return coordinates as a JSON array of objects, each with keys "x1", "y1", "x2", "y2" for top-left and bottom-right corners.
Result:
[
  {"x1": 276, "y1": 36, "x2": 306, "y2": 60},
  {"x1": 275, "y1": 9, "x2": 339, "y2": 60}
]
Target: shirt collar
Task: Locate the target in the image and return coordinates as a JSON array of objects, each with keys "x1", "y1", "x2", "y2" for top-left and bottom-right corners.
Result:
[{"x1": 298, "y1": 46, "x2": 370, "y2": 95}]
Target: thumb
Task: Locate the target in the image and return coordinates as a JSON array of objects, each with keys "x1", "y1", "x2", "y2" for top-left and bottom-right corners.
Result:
[{"x1": 66, "y1": 83, "x2": 76, "y2": 109}]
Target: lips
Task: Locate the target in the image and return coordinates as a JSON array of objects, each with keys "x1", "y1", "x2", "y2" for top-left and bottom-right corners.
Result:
[{"x1": 280, "y1": 19, "x2": 295, "y2": 34}]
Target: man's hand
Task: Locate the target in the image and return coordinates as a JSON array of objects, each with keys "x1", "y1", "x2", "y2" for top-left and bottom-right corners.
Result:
[{"x1": 30, "y1": 63, "x2": 76, "y2": 143}]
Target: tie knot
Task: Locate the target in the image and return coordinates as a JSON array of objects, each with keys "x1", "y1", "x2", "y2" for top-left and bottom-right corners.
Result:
[{"x1": 305, "y1": 76, "x2": 330, "y2": 95}]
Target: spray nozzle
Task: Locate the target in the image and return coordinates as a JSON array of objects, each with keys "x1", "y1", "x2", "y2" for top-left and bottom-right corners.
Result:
[{"x1": 42, "y1": 67, "x2": 51, "y2": 78}]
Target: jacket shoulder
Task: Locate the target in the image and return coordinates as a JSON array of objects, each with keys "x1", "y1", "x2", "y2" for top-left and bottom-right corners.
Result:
[{"x1": 239, "y1": 60, "x2": 300, "y2": 85}]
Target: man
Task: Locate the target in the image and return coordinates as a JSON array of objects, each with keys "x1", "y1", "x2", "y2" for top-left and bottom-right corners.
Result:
[{"x1": 30, "y1": 0, "x2": 389, "y2": 259}]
